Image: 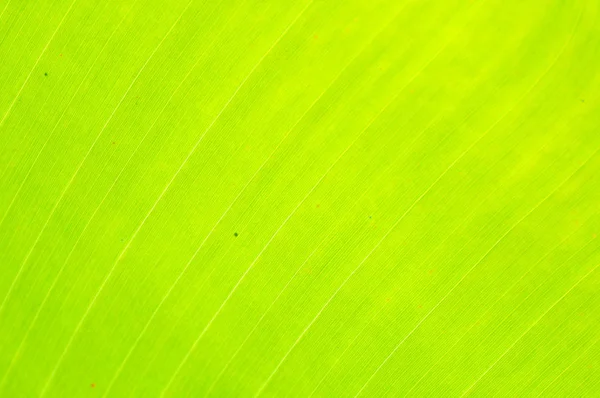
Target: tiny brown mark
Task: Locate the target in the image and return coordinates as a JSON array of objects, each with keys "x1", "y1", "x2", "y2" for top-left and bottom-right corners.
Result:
[{"x1": 91, "y1": 383, "x2": 95, "y2": 388}]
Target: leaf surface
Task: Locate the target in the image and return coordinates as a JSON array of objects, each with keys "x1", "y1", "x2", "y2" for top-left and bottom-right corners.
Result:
[{"x1": 0, "y1": 0, "x2": 599, "y2": 396}]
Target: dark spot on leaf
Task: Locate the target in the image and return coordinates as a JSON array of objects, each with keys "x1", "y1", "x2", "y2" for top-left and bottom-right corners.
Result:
[
  {"x1": 369, "y1": 216, "x2": 372, "y2": 219},
  {"x1": 234, "y1": 232, "x2": 238, "y2": 237},
  {"x1": 91, "y1": 383, "x2": 95, "y2": 388},
  {"x1": 44, "y1": 72, "x2": 48, "y2": 77}
]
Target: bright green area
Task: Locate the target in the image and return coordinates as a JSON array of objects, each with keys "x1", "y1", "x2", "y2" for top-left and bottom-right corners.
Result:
[{"x1": 0, "y1": 0, "x2": 599, "y2": 396}]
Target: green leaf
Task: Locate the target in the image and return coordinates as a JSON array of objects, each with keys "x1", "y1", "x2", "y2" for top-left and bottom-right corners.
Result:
[{"x1": 1, "y1": 0, "x2": 598, "y2": 396}]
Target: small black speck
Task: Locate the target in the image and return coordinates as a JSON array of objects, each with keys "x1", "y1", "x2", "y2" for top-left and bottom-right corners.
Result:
[
  {"x1": 234, "y1": 232, "x2": 238, "y2": 237},
  {"x1": 44, "y1": 72, "x2": 48, "y2": 77}
]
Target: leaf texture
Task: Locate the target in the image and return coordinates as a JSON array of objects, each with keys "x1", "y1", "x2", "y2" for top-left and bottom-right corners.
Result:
[{"x1": 0, "y1": 0, "x2": 599, "y2": 396}]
